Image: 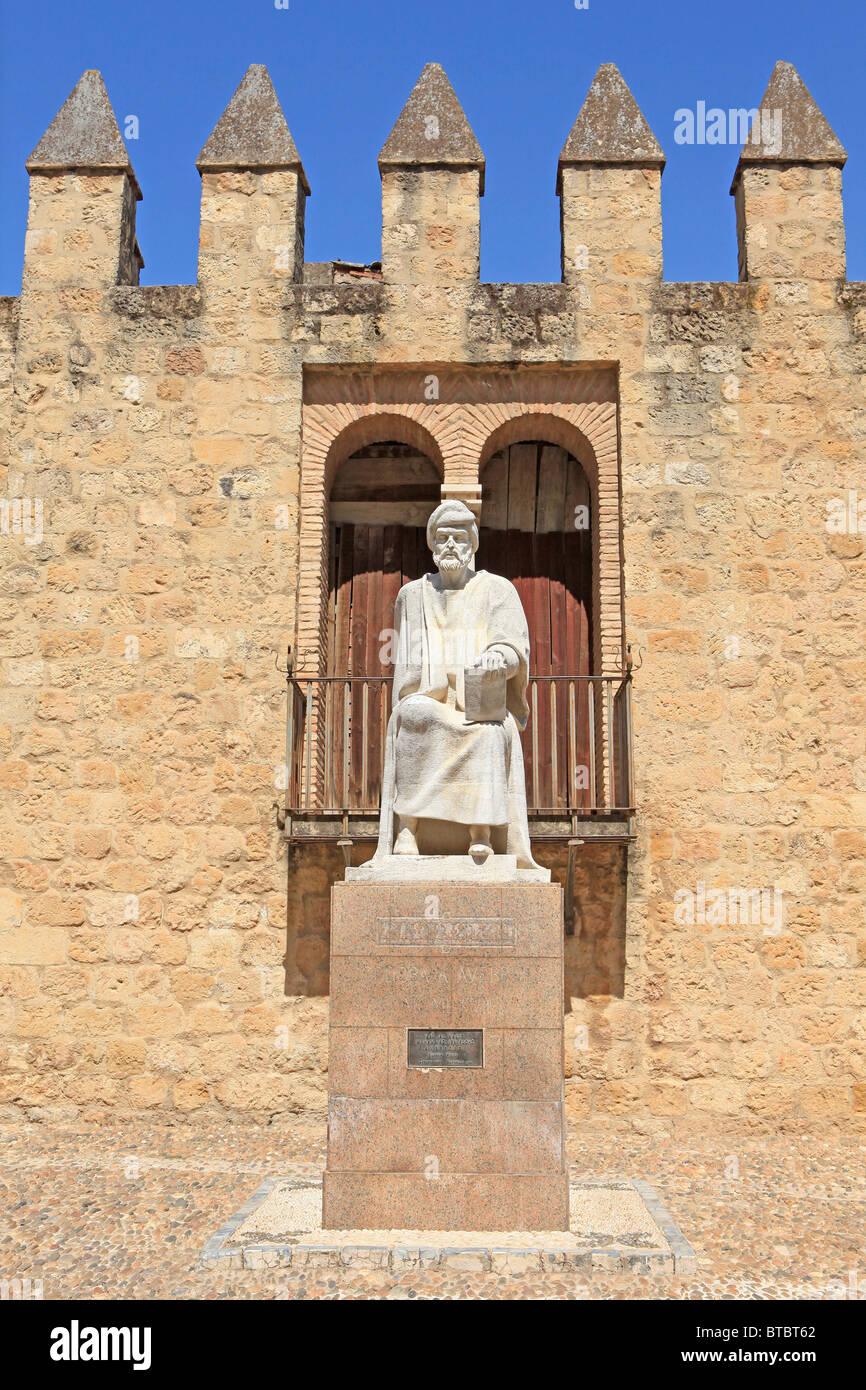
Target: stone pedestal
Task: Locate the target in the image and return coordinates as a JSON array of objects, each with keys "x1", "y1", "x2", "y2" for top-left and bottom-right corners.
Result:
[{"x1": 323, "y1": 880, "x2": 569, "y2": 1232}]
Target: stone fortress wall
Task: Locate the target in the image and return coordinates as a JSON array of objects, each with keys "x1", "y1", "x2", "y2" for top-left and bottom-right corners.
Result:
[{"x1": 0, "y1": 60, "x2": 863, "y2": 1133}]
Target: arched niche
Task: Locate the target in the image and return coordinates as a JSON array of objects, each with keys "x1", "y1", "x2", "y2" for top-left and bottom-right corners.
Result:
[
  {"x1": 327, "y1": 441, "x2": 440, "y2": 678},
  {"x1": 325, "y1": 440, "x2": 440, "y2": 809}
]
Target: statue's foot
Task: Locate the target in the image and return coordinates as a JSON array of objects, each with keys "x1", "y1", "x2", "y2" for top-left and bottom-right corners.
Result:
[
  {"x1": 394, "y1": 825, "x2": 419, "y2": 856},
  {"x1": 469, "y1": 825, "x2": 493, "y2": 862}
]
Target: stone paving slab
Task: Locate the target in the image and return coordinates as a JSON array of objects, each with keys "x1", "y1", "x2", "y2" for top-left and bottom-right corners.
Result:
[
  {"x1": 3, "y1": 1121, "x2": 864, "y2": 1300},
  {"x1": 200, "y1": 1173, "x2": 696, "y2": 1275}
]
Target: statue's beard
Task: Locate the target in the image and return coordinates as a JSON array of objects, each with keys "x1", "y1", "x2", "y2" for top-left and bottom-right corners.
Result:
[{"x1": 439, "y1": 554, "x2": 464, "y2": 573}]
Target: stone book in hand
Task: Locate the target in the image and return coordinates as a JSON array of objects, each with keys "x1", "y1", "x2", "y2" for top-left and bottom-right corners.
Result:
[{"x1": 463, "y1": 663, "x2": 507, "y2": 723}]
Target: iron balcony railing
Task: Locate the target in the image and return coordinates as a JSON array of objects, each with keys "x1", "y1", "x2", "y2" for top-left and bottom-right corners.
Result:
[{"x1": 282, "y1": 673, "x2": 634, "y2": 836}]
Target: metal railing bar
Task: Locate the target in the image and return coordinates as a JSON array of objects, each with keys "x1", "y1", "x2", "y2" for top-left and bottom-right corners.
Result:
[
  {"x1": 568, "y1": 679, "x2": 577, "y2": 810},
  {"x1": 626, "y1": 678, "x2": 635, "y2": 810},
  {"x1": 304, "y1": 681, "x2": 312, "y2": 811},
  {"x1": 531, "y1": 680, "x2": 539, "y2": 809},
  {"x1": 587, "y1": 681, "x2": 597, "y2": 812},
  {"x1": 606, "y1": 680, "x2": 614, "y2": 811},
  {"x1": 284, "y1": 674, "x2": 634, "y2": 822},
  {"x1": 361, "y1": 681, "x2": 369, "y2": 807},
  {"x1": 549, "y1": 679, "x2": 558, "y2": 807},
  {"x1": 342, "y1": 680, "x2": 350, "y2": 811},
  {"x1": 325, "y1": 683, "x2": 335, "y2": 811}
]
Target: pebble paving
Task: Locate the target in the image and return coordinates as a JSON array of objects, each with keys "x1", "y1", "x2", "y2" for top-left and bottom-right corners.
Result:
[{"x1": 1, "y1": 1120, "x2": 864, "y2": 1300}]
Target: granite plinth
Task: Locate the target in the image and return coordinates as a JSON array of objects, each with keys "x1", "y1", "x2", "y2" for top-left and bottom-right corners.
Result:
[
  {"x1": 322, "y1": 1172, "x2": 569, "y2": 1233},
  {"x1": 324, "y1": 879, "x2": 568, "y2": 1232}
]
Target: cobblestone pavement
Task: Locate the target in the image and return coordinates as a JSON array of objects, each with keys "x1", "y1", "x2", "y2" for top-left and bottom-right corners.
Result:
[{"x1": 1, "y1": 1121, "x2": 864, "y2": 1300}]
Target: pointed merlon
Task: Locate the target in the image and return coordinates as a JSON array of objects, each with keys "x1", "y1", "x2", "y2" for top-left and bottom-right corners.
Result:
[
  {"x1": 26, "y1": 69, "x2": 140, "y2": 195},
  {"x1": 378, "y1": 63, "x2": 485, "y2": 193},
  {"x1": 557, "y1": 63, "x2": 665, "y2": 192},
  {"x1": 197, "y1": 64, "x2": 310, "y2": 192},
  {"x1": 733, "y1": 61, "x2": 846, "y2": 180}
]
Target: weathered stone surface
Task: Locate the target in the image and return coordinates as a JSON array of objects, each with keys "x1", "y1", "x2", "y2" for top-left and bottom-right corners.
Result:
[
  {"x1": 557, "y1": 63, "x2": 665, "y2": 190},
  {"x1": 26, "y1": 70, "x2": 135, "y2": 176},
  {"x1": 378, "y1": 63, "x2": 485, "y2": 190},
  {"x1": 197, "y1": 64, "x2": 309, "y2": 190},
  {"x1": 735, "y1": 60, "x2": 847, "y2": 168}
]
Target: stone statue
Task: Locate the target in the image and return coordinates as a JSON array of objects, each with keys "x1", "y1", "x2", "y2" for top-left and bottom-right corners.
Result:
[{"x1": 364, "y1": 499, "x2": 545, "y2": 875}]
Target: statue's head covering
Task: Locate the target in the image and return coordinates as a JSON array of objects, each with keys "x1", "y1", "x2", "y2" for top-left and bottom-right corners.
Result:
[{"x1": 426, "y1": 499, "x2": 479, "y2": 553}]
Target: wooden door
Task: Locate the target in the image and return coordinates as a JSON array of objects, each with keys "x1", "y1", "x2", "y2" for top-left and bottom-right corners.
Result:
[
  {"x1": 328, "y1": 523, "x2": 429, "y2": 807},
  {"x1": 329, "y1": 522, "x2": 428, "y2": 680},
  {"x1": 326, "y1": 443, "x2": 440, "y2": 806},
  {"x1": 477, "y1": 443, "x2": 593, "y2": 811}
]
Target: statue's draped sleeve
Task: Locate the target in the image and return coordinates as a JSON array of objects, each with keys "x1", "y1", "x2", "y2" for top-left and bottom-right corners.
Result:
[
  {"x1": 394, "y1": 581, "x2": 437, "y2": 701},
  {"x1": 480, "y1": 574, "x2": 531, "y2": 730}
]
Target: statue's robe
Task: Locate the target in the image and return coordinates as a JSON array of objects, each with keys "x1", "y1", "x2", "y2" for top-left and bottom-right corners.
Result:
[{"x1": 372, "y1": 569, "x2": 540, "y2": 868}]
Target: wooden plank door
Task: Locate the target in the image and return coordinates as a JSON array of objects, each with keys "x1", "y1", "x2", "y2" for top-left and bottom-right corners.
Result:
[
  {"x1": 329, "y1": 522, "x2": 429, "y2": 807},
  {"x1": 477, "y1": 443, "x2": 593, "y2": 812}
]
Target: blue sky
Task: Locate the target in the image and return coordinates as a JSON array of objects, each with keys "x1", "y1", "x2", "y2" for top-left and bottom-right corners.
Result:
[{"x1": 0, "y1": 0, "x2": 863, "y2": 293}]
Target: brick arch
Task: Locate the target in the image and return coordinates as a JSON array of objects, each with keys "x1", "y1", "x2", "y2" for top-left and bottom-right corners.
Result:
[
  {"x1": 456, "y1": 400, "x2": 617, "y2": 496},
  {"x1": 477, "y1": 412, "x2": 600, "y2": 489},
  {"x1": 323, "y1": 412, "x2": 445, "y2": 496},
  {"x1": 297, "y1": 408, "x2": 447, "y2": 671}
]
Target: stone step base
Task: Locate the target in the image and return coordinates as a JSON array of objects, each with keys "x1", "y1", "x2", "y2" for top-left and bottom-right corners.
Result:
[{"x1": 200, "y1": 1176, "x2": 698, "y2": 1277}]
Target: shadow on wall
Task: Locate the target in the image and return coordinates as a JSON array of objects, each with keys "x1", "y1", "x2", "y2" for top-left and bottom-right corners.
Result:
[
  {"x1": 284, "y1": 841, "x2": 628, "y2": 1006},
  {"x1": 284, "y1": 842, "x2": 341, "y2": 996},
  {"x1": 538, "y1": 842, "x2": 628, "y2": 1005}
]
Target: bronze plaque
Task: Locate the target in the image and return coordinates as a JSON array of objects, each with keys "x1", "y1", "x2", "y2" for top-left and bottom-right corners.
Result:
[{"x1": 407, "y1": 1028, "x2": 483, "y2": 1068}]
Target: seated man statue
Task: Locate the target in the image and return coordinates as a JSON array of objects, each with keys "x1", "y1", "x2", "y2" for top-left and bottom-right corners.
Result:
[{"x1": 370, "y1": 499, "x2": 541, "y2": 869}]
